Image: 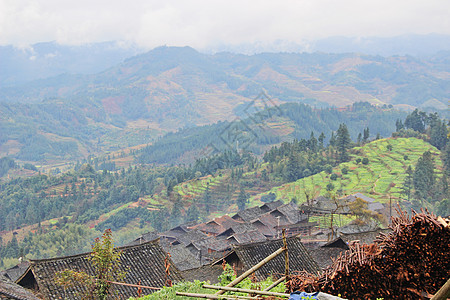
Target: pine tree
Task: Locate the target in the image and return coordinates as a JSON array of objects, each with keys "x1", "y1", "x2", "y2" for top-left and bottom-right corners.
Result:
[
  {"x1": 285, "y1": 151, "x2": 302, "y2": 182},
  {"x1": 236, "y1": 187, "x2": 249, "y2": 211},
  {"x1": 357, "y1": 133, "x2": 362, "y2": 145},
  {"x1": 202, "y1": 185, "x2": 212, "y2": 214},
  {"x1": 363, "y1": 127, "x2": 370, "y2": 143},
  {"x1": 308, "y1": 132, "x2": 318, "y2": 152},
  {"x1": 413, "y1": 151, "x2": 435, "y2": 201},
  {"x1": 395, "y1": 119, "x2": 404, "y2": 131},
  {"x1": 329, "y1": 132, "x2": 336, "y2": 147},
  {"x1": 400, "y1": 166, "x2": 413, "y2": 201},
  {"x1": 443, "y1": 143, "x2": 450, "y2": 177},
  {"x1": 336, "y1": 124, "x2": 352, "y2": 163},
  {"x1": 318, "y1": 132, "x2": 325, "y2": 149},
  {"x1": 186, "y1": 205, "x2": 199, "y2": 223},
  {"x1": 430, "y1": 120, "x2": 448, "y2": 150}
]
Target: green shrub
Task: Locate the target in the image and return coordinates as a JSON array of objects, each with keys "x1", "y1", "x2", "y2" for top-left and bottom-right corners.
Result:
[
  {"x1": 132, "y1": 264, "x2": 286, "y2": 300},
  {"x1": 326, "y1": 183, "x2": 335, "y2": 191}
]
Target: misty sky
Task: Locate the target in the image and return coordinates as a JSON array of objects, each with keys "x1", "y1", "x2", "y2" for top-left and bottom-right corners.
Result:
[{"x1": 1, "y1": 0, "x2": 449, "y2": 49}]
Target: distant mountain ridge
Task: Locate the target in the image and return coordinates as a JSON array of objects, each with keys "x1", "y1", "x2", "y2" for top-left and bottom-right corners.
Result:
[
  {"x1": 0, "y1": 46, "x2": 448, "y2": 163},
  {"x1": 0, "y1": 41, "x2": 142, "y2": 87}
]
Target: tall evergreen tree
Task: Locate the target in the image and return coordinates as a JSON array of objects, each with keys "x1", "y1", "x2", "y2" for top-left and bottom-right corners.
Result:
[
  {"x1": 413, "y1": 151, "x2": 435, "y2": 201},
  {"x1": 308, "y1": 132, "x2": 318, "y2": 153},
  {"x1": 318, "y1": 132, "x2": 325, "y2": 149},
  {"x1": 284, "y1": 151, "x2": 302, "y2": 182},
  {"x1": 202, "y1": 185, "x2": 212, "y2": 214},
  {"x1": 395, "y1": 119, "x2": 404, "y2": 132},
  {"x1": 236, "y1": 187, "x2": 249, "y2": 211},
  {"x1": 443, "y1": 143, "x2": 450, "y2": 177},
  {"x1": 186, "y1": 205, "x2": 199, "y2": 223},
  {"x1": 430, "y1": 120, "x2": 448, "y2": 150},
  {"x1": 363, "y1": 127, "x2": 370, "y2": 143},
  {"x1": 329, "y1": 132, "x2": 336, "y2": 147},
  {"x1": 336, "y1": 124, "x2": 352, "y2": 163},
  {"x1": 400, "y1": 166, "x2": 413, "y2": 201}
]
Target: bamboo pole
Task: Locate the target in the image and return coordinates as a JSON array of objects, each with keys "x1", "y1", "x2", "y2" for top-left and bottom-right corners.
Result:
[
  {"x1": 282, "y1": 229, "x2": 289, "y2": 281},
  {"x1": 215, "y1": 246, "x2": 286, "y2": 295},
  {"x1": 431, "y1": 278, "x2": 450, "y2": 300},
  {"x1": 204, "y1": 284, "x2": 290, "y2": 298},
  {"x1": 263, "y1": 276, "x2": 286, "y2": 291},
  {"x1": 106, "y1": 280, "x2": 161, "y2": 290},
  {"x1": 175, "y1": 291, "x2": 260, "y2": 299}
]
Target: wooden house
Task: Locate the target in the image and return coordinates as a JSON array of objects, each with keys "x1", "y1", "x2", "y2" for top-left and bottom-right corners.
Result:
[{"x1": 14, "y1": 239, "x2": 183, "y2": 300}]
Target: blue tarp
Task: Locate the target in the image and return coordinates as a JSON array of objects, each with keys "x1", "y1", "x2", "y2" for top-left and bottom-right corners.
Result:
[{"x1": 289, "y1": 291, "x2": 347, "y2": 300}]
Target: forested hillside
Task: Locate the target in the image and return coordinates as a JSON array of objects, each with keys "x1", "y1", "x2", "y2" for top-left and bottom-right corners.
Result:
[
  {"x1": 0, "y1": 108, "x2": 447, "y2": 269},
  {"x1": 138, "y1": 102, "x2": 407, "y2": 164}
]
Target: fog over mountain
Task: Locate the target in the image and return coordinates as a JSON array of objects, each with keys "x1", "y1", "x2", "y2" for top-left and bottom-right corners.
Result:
[{"x1": 2, "y1": 34, "x2": 450, "y2": 87}]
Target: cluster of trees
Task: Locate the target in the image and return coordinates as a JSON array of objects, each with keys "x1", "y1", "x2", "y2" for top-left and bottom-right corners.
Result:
[
  {"x1": 263, "y1": 123, "x2": 354, "y2": 182},
  {"x1": 395, "y1": 109, "x2": 448, "y2": 150},
  {"x1": 394, "y1": 109, "x2": 449, "y2": 216},
  {"x1": 0, "y1": 157, "x2": 15, "y2": 177},
  {"x1": 401, "y1": 147, "x2": 449, "y2": 216}
]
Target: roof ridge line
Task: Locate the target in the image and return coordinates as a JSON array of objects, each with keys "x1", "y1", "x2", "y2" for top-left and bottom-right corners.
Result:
[{"x1": 29, "y1": 238, "x2": 160, "y2": 263}]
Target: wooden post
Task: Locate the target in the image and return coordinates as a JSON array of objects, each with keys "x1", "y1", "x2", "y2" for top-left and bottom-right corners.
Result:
[
  {"x1": 431, "y1": 278, "x2": 450, "y2": 300},
  {"x1": 282, "y1": 229, "x2": 289, "y2": 281},
  {"x1": 263, "y1": 276, "x2": 286, "y2": 291},
  {"x1": 215, "y1": 246, "x2": 286, "y2": 295},
  {"x1": 204, "y1": 284, "x2": 290, "y2": 298}
]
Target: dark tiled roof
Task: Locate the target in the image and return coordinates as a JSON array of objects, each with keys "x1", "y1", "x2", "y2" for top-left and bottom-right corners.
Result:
[
  {"x1": 160, "y1": 226, "x2": 190, "y2": 239},
  {"x1": 29, "y1": 239, "x2": 183, "y2": 300},
  {"x1": 216, "y1": 223, "x2": 258, "y2": 238},
  {"x1": 160, "y1": 243, "x2": 201, "y2": 271},
  {"x1": 342, "y1": 193, "x2": 384, "y2": 212},
  {"x1": 344, "y1": 193, "x2": 375, "y2": 203},
  {"x1": 305, "y1": 197, "x2": 350, "y2": 214},
  {"x1": 194, "y1": 215, "x2": 242, "y2": 235},
  {"x1": 189, "y1": 237, "x2": 230, "y2": 252},
  {"x1": 1, "y1": 262, "x2": 30, "y2": 283},
  {"x1": 173, "y1": 229, "x2": 208, "y2": 246},
  {"x1": 232, "y1": 236, "x2": 320, "y2": 280},
  {"x1": 303, "y1": 242, "x2": 345, "y2": 270},
  {"x1": 275, "y1": 202, "x2": 307, "y2": 224},
  {"x1": 339, "y1": 228, "x2": 391, "y2": 245},
  {"x1": 250, "y1": 219, "x2": 277, "y2": 237},
  {"x1": 254, "y1": 213, "x2": 280, "y2": 228},
  {"x1": 260, "y1": 200, "x2": 284, "y2": 213},
  {"x1": 232, "y1": 206, "x2": 264, "y2": 222},
  {"x1": 126, "y1": 231, "x2": 159, "y2": 246},
  {"x1": 180, "y1": 265, "x2": 224, "y2": 284},
  {"x1": 227, "y1": 230, "x2": 267, "y2": 245},
  {"x1": 322, "y1": 237, "x2": 349, "y2": 249},
  {"x1": 0, "y1": 274, "x2": 40, "y2": 300}
]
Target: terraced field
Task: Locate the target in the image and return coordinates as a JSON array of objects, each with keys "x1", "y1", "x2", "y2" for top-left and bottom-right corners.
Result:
[
  {"x1": 251, "y1": 137, "x2": 441, "y2": 205},
  {"x1": 102, "y1": 137, "x2": 440, "y2": 225}
]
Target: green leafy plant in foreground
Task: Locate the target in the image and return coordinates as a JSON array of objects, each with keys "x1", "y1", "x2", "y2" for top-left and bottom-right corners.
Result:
[
  {"x1": 55, "y1": 229, "x2": 126, "y2": 300},
  {"x1": 132, "y1": 264, "x2": 285, "y2": 299}
]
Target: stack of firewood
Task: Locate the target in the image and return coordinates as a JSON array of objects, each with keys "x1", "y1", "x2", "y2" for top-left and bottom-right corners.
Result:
[{"x1": 286, "y1": 209, "x2": 450, "y2": 299}]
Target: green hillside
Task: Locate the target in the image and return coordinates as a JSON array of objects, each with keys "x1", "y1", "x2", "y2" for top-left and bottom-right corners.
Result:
[{"x1": 251, "y1": 137, "x2": 441, "y2": 205}]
